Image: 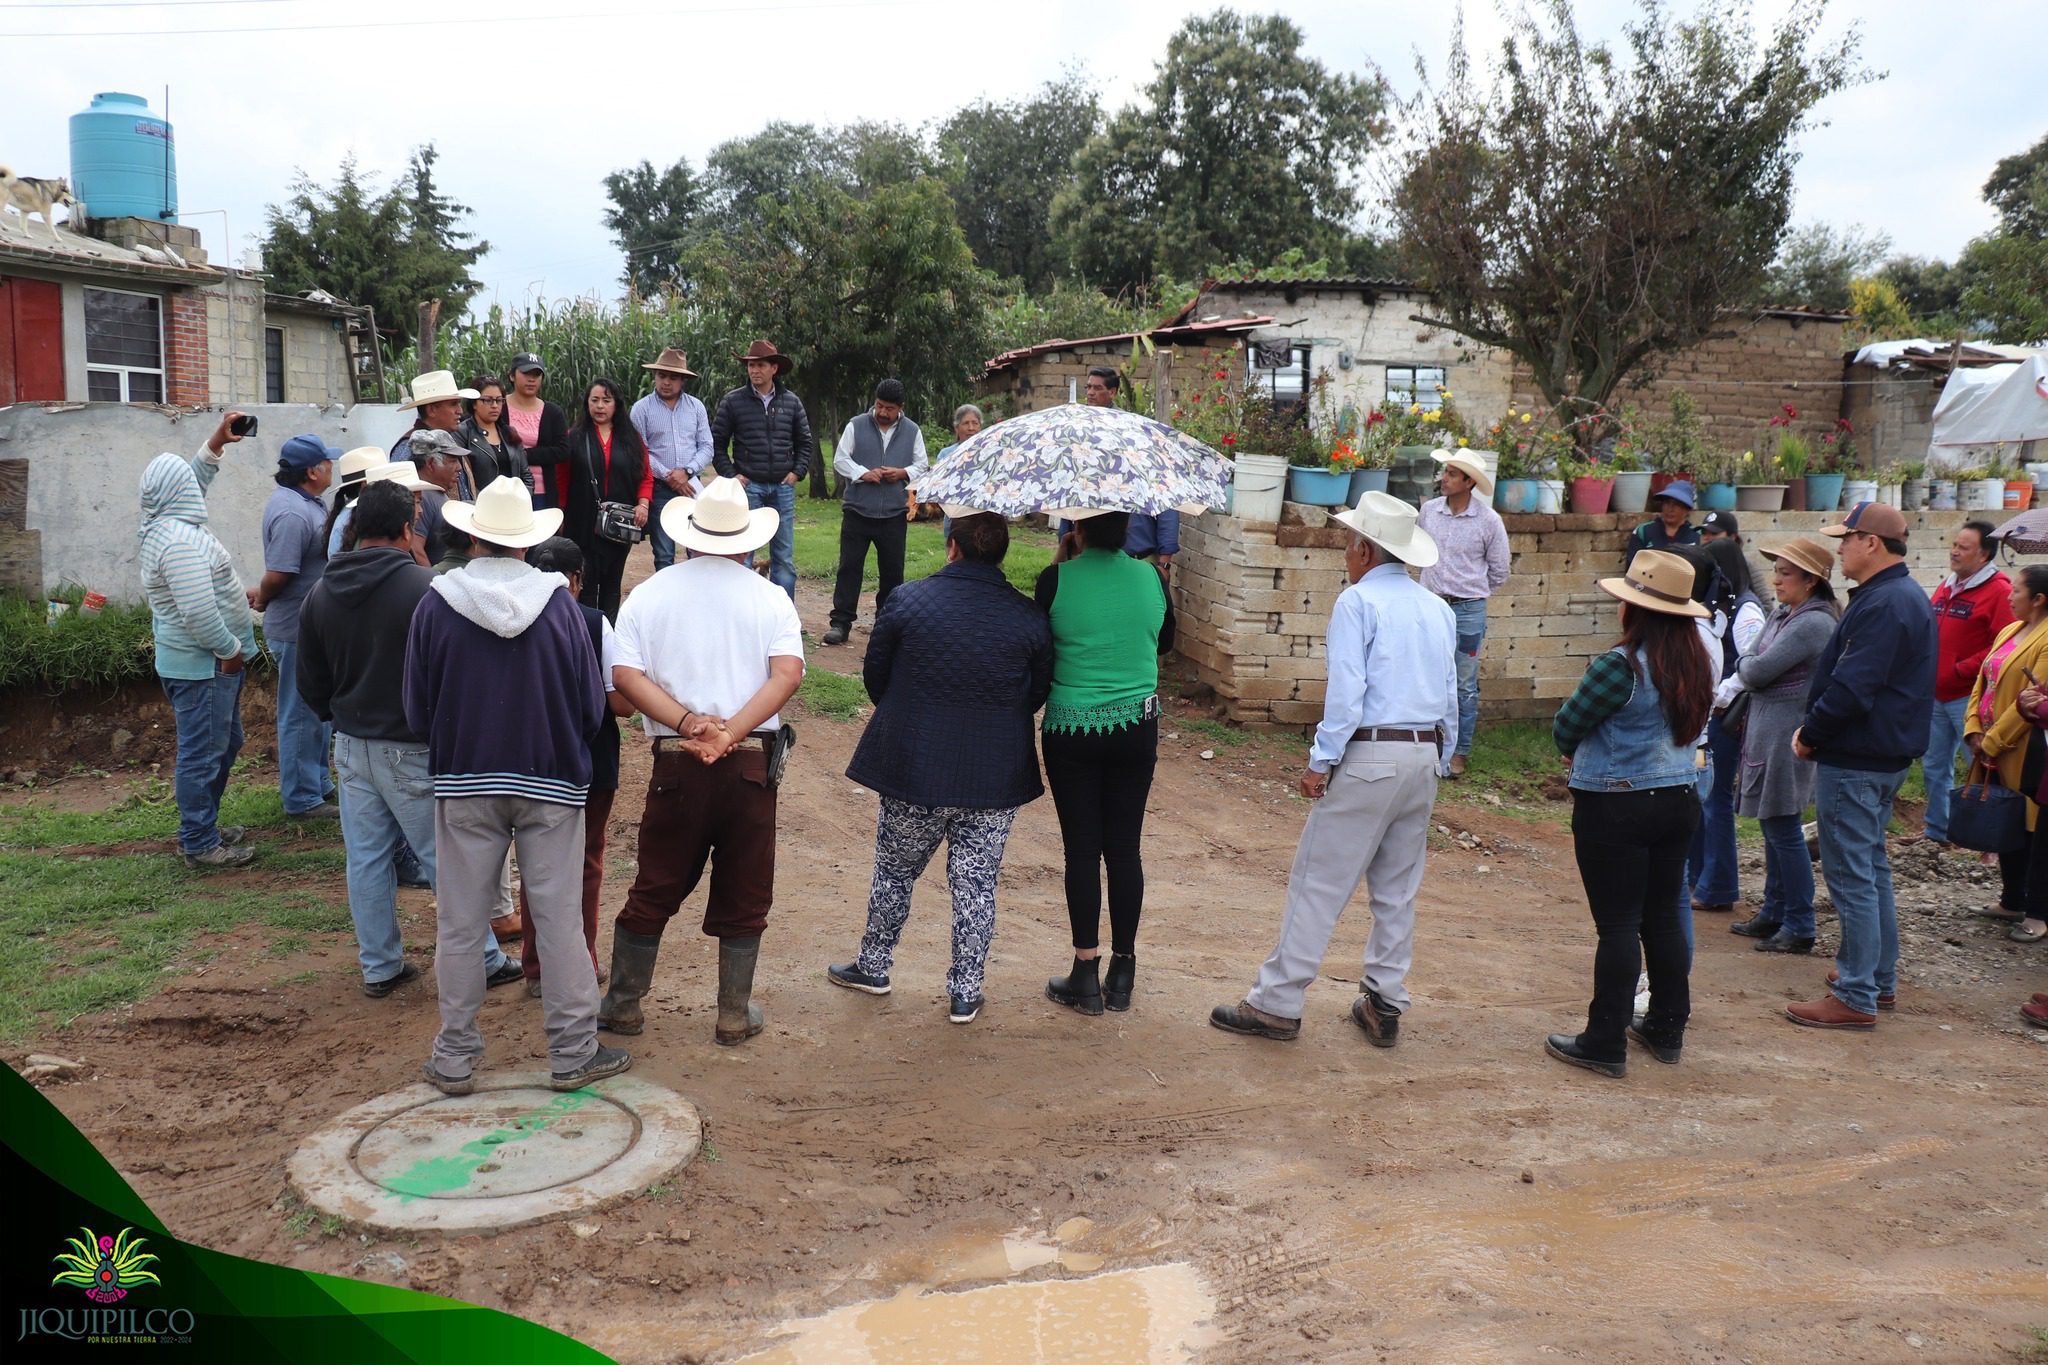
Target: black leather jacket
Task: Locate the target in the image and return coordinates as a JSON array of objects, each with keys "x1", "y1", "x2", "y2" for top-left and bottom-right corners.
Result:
[
  {"x1": 454, "y1": 416, "x2": 532, "y2": 498},
  {"x1": 709, "y1": 382, "x2": 814, "y2": 483}
]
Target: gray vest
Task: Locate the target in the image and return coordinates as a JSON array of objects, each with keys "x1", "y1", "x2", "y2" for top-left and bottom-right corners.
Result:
[{"x1": 842, "y1": 413, "x2": 919, "y2": 519}]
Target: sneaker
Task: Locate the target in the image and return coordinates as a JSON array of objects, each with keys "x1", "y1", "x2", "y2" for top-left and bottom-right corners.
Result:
[
  {"x1": 827, "y1": 962, "x2": 892, "y2": 995},
  {"x1": 948, "y1": 994, "x2": 982, "y2": 1025},
  {"x1": 420, "y1": 1060, "x2": 475, "y2": 1096},
  {"x1": 486, "y1": 959, "x2": 525, "y2": 989},
  {"x1": 395, "y1": 860, "x2": 431, "y2": 891},
  {"x1": 551, "y1": 1044, "x2": 631, "y2": 1092},
  {"x1": 822, "y1": 624, "x2": 850, "y2": 646},
  {"x1": 217, "y1": 825, "x2": 249, "y2": 846},
  {"x1": 288, "y1": 802, "x2": 341, "y2": 820},
  {"x1": 185, "y1": 842, "x2": 256, "y2": 870},
  {"x1": 363, "y1": 962, "x2": 421, "y2": 998}
]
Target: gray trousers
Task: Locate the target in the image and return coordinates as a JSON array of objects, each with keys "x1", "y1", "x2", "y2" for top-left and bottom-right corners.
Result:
[
  {"x1": 1248, "y1": 739, "x2": 1438, "y2": 1020},
  {"x1": 430, "y1": 796, "x2": 597, "y2": 1077}
]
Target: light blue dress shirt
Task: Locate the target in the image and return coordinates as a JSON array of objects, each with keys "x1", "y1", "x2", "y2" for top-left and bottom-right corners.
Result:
[
  {"x1": 630, "y1": 391, "x2": 713, "y2": 479},
  {"x1": 1310, "y1": 563, "x2": 1461, "y2": 772}
]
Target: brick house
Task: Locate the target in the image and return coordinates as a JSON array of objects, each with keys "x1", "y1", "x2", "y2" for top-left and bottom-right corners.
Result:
[{"x1": 976, "y1": 311, "x2": 1274, "y2": 417}]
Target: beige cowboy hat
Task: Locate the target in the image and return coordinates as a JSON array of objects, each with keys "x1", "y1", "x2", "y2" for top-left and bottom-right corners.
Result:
[
  {"x1": 1431, "y1": 448, "x2": 1495, "y2": 497},
  {"x1": 1760, "y1": 536, "x2": 1836, "y2": 581},
  {"x1": 443, "y1": 475, "x2": 563, "y2": 549},
  {"x1": 1332, "y1": 490, "x2": 1440, "y2": 568},
  {"x1": 1598, "y1": 549, "x2": 1709, "y2": 618},
  {"x1": 659, "y1": 475, "x2": 779, "y2": 555},
  {"x1": 335, "y1": 446, "x2": 389, "y2": 487},
  {"x1": 398, "y1": 370, "x2": 481, "y2": 411},
  {"x1": 363, "y1": 459, "x2": 437, "y2": 493},
  {"x1": 641, "y1": 347, "x2": 699, "y2": 379}
]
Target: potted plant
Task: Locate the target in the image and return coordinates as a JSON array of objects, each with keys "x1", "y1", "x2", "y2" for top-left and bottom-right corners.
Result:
[
  {"x1": 1644, "y1": 393, "x2": 1711, "y2": 495},
  {"x1": 1564, "y1": 449, "x2": 1615, "y2": 513},
  {"x1": 1874, "y1": 461, "x2": 1905, "y2": 508},
  {"x1": 1171, "y1": 366, "x2": 1286, "y2": 520},
  {"x1": 1999, "y1": 453, "x2": 2035, "y2": 511},
  {"x1": 1954, "y1": 463, "x2": 2003, "y2": 511},
  {"x1": 1491, "y1": 438, "x2": 1545, "y2": 514},
  {"x1": 1824, "y1": 420, "x2": 1877, "y2": 509},
  {"x1": 1604, "y1": 408, "x2": 1655, "y2": 514},
  {"x1": 1899, "y1": 459, "x2": 1931, "y2": 511},
  {"x1": 1733, "y1": 448, "x2": 1788, "y2": 511}
]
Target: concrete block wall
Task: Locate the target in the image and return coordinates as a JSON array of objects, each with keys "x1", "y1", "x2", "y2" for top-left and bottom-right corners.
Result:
[
  {"x1": 272, "y1": 313, "x2": 353, "y2": 406},
  {"x1": 202, "y1": 274, "x2": 267, "y2": 407},
  {"x1": 1177, "y1": 503, "x2": 2028, "y2": 734}
]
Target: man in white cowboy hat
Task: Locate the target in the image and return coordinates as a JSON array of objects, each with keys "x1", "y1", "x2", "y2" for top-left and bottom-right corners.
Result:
[
  {"x1": 599, "y1": 476, "x2": 805, "y2": 1047},
  {"x1": 631, "y1": 347, "x2": 713, "y2": 573},
  {"x1": 1211, "y1": 491, "x2": 1458, "y2": 1045},
  {"x1": 391, "y1": 370, "x2": 480, "y2": 457},
  {"x1": 1418, "y1": 449, "x2": 1510, "y2": 778},
  {"x1": 404, "y1": 475, "x2": 625, "y2": 1094}
]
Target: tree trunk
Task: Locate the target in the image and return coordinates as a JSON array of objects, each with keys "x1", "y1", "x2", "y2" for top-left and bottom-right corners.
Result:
[{"x1": 417, "y1": 300, "x2": 440, "y2": 370}]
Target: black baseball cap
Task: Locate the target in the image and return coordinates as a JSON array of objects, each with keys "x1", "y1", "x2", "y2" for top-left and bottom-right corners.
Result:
[
  {"x1": 1699, "y1": 509, "x2": 1739, "y2": 535},
  {"x1": 509, "y1": 352, "x2": 545, "y2": 374}
]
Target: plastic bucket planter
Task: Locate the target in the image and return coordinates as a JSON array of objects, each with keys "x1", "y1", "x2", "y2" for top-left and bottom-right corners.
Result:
[
  {"x1": 1609, "y1": 470, "x2": 1654, "y2": 514},
  {"x1": 1699, "y1": 482, "x2": 1738, "y2": 512},
  {"x1": 1569, "y1": 476, "x2": 1613, "y2": 513},
  {"x1": 1495, "y1": 479, "x2": 1544, "y2": 513},
  {"x1": 1231, "y1": 453, "x2": 1288, "y2": 522},
  {"x1": 2006, "y1": 480, "x2": 2035, "y2": 511},
  {"x1": 1928, "y1": 479, "x2": 1958, "y2": 511},
  {"x1": 1347, "y1": 468, "x2": 1390, "y2": 505},
  {"x1": 1803, "y1": 473, "x2": 1846, "y2": 512},
  {"x1": 1902, "y1": 479, "x2": 1930, "y2": 510},
  {"x1": 1286, "y1": 466, "x2": 1352, "y2": 508},
  {"x1": 1735, "y1": 484, "x2": 1787, "y2": 511},
  {"x1": 1536, "y1": 479, "x2": 1566, "y2": 514},
  {"x1": 1961, "y1": 478, "x2": 2004, "y2": 511},
  {"x1": 1840, "y1": 479, "x2": 1878, "y2": 509}
]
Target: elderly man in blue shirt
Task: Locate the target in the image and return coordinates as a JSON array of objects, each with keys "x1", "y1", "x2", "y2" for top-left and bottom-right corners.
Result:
[
  {"x1": 1212, "y1": 492, "x2": 1459, "y2": 1046},
  {"x1": 630, "y1": 348, "x2": 714, "y2": 573}
]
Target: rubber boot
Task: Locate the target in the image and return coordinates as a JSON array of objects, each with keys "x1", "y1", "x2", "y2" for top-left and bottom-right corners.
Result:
[
  {"x1": 1103, "y1": 953, "x2": 1136, "y2": 1012},
  {"x1": 715, "y1": 935, "x2": 765, "y2": 1046},
  {"x1": 1046, "y1": 955, "x2": 1103, "y2": 1016},
  {"x1": 596, "y1": 928, "x2": 662, "y2": 1035}
]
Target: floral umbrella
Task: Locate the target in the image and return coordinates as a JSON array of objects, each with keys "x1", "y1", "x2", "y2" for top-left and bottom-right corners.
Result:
[{"x1": 912, "y1": 403, "x2": 1233, "y2": 519}]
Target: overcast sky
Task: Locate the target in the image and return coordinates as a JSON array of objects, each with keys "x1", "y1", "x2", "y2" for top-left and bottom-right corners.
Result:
[{"x1": 8, "y1": 0, "x2": 2043, "y2": 313}]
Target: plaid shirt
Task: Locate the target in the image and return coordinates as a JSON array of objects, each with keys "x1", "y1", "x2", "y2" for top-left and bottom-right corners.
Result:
[{"x1": 1553, "y1": 650, "x2": 1635, "y2": 754}]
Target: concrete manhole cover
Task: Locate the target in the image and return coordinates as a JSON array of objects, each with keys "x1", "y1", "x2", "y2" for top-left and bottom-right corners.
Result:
[{"x1": 288, "y1": 1072, "x2": 700, "y2": 1234}]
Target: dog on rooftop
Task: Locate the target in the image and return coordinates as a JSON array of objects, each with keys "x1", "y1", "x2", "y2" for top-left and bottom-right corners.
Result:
[{"x1": 0, "y1": 167, "x2": 86, "y2": 242}]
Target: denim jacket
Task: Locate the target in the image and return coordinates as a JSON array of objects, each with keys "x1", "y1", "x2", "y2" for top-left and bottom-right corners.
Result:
[{"x1": 1569, "y1": 647, "x2": 1700, "y2": 793}]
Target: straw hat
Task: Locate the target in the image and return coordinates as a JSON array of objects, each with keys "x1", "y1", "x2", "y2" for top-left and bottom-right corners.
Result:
[
  {"x1": 641, "y1": 347, "x2": 698, "y2": 379},
  {"x1": 658, "y1": 475, "x2": 780, "y2": 555},
  {"x1": 443, "y1": 475, "x2": 563, "y2": 549},
  {"x1": 362, "y1": 459, "x2": 437, "y2": 493},
  {"x1": 1331, "y1": 490, "x2": 1440, "y2": 568},
  {"x1": 398, "y1": 370, "x2": 481, "y2": 411},
  {"x1": 1431, "y1": 449, "x2": 1494, "y2": 497},
  {"x1": 1598, "y1": 549, "x2": 1709, "y2": 618},
  {"x1": 334, "y1": 447, "x2": 388, "y2": 487},
  {"x1": 1760, "y1": 537, "x2": 1835, "y2": 581}
]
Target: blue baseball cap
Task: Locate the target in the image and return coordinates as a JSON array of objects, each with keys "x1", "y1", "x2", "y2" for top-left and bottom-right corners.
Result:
[
  {"x1": 1657, "y1": 480, "x2": 1696, "y2": 509},
  {"x1": 278, "y1": 433, "x2": 343, "y2": 469}
]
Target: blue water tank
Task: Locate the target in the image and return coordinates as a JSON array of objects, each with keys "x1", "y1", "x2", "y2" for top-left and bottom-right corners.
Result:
[{"x1": 69, "y1": 91, "x2": 177, "y2": 221}]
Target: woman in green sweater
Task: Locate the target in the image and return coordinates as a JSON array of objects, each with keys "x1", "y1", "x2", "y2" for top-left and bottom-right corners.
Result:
[{"x1": 1036, "y1": 511, "x2": 1175, "y2": 1014}]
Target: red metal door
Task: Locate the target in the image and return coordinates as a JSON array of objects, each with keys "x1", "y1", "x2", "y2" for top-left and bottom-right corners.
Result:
[{"x1": 0, "y1": 276, "x2": 66, "y2": 404}]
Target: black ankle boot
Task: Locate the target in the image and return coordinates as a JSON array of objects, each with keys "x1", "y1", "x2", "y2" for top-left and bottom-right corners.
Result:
[
  {"x1": 1047, "y1": 956, "x2": 1103, "y2": 1016},
  {"x1": 1102, "y1": 954, "x2": 1135, "y2": 1012}
]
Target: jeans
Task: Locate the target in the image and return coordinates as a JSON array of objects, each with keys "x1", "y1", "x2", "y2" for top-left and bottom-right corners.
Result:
[
  {"x1": 1570, "y1": 784, "x2": 1698, "y2": 1059},
  {"x1": 830, "y1": 508, "x2": 908, "y2": 630},
  {"x1": 1447, "y1": 597, "x2": 1486, "y2": 757},
  {"x1": 161, "y1": 670, "x2": 245, "y2": 855},
  {"x1": 1686, "y1": 716, "x2": 1742, "y2": 905},
  {"x1": 648, "y1": 480, "x2": 682, "y2": 572},
  {"x1": 335, "y1": 733, "x2": 506, "y2": 985},
  {"x1": 744, "y1": 479, "x2": 798, "y2": 601},
  {"x1": 1815, "y1": 764, "x2": 1906, "y2": 1016},
  {"x1": 270, "y1": 639, "x2": 334, "y2": 814},
  {"x1": 1758, "y1": 813, "x2": 1818, "y2": 937},
  {"x1": 1043, "y1": 719, "x2": 1158, "y2": 954},
  {"x1": 1919, "y1": 697, "x2": 1968, "y2": 840}
]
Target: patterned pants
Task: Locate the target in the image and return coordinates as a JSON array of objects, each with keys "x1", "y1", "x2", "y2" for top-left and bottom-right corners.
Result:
[{"x1": 855, "y1": 798, "x2": 1019, "y2": 1000}]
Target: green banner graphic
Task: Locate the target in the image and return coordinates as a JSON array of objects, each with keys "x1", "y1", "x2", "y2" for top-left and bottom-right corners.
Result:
[{"x1": 2, "y1": 1065, "x2": 613, "y2": 1363}]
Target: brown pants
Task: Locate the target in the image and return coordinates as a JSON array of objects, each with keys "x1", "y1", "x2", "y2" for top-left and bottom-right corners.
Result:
[
  {"x1": 518, "y1": 786, "x2": 613, "y2": 981},
  {"x1": 615, "y1": 745, "x2": 776, "y2": 939}
]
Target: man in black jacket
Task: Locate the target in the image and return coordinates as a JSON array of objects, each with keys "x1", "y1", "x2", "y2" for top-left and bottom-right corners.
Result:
[
  {"x1": 709, "y1": 339, "x2": 813, "y2": 602},
  {"x1": 297, "y1": 481, "x2": 522, "y2": 999}
]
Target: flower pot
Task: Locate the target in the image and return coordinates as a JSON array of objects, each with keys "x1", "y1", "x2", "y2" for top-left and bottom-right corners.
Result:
[
  {"x1": 1608, "y1": 470, "x2": 1654, "y2": 514},
  {"x1": 2028, "y1": 461, "x2": 2048, "y2": 488},
  {"x1": 1876, "y1": 484, "x2": 1902, "y2": 509},
  {"x1": 1735, "y1": 483, "x2": 1787, "y2": 512},
  {"x1": 1803, "y1": 473, "x2": 1846, "y2": 512},
  {"x1": 1840, "y1": 479, "x2": 1878, "y2": 510},
  {"x1": 1287, "y1": 466, "x2": 1352, "y2": 508},
  {"x1": 1961, "y1": 477, "x2": 2004, "y2": 511},
  {"x1": 1700, "y1": 482, "x2": 1738, "y2": 512},
  {"x1": 1347, "y1": 467, "x2": 1390, "y2": 505},
  {"x1": 1536, "y1": 479, "x2": 1566, "y2": 514},
  {"x1": 1928, "y1": 479, "x2": 1958, "y2": 511},
  {"x1": 1783, "y1": 477, "x2": 1806, "y2": 511},
  {"x1": 2006, "y1": 480, "x2": 2035, "y2": 511},
  {"x1": 1901, "y1": 479, "x2": 1930, "y2": 511},
  {"x1": 1568, "y1": 476, "x2": 1614, "y2": 513},
  {"x1": 1648, "y1": 471, "x2": 1693, "y2": 497},
  {"x1": 1495, "y1": 478, "x2": 1544, "y2": 514},
  {"x1": 1231, "y1": 453, "x2": 1289, "y2": 523}
]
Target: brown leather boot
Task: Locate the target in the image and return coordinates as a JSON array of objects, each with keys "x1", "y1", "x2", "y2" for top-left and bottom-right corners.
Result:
[
  {"x1": 1825, "y1": 970, "x2": 1895, "y2": 1010},
  {"x1": 1784, "y1": 995, "x2": 1877, "y2": 1030},
  {"x1": 715, "y1": 936, "x2": 765, "y2": 1046}
]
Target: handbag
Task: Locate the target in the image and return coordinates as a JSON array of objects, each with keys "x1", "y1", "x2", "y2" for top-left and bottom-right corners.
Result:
[
  {"x1": 1717, "y1": 688, "x2": 1752, "y2": 737},
  {"x1": 1948, "y1": 760, "x2": 2030, "y2": 854}
]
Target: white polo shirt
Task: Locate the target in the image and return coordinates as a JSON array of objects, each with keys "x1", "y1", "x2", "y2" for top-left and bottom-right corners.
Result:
[{"x1": 613, "y1": 555, "x2": 804, "y2": 735}]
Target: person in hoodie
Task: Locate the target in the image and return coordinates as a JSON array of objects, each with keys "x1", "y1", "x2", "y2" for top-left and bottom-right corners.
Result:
[
  {"x1": 139, "y1": 411, "x2": 262, "y2": 870},
  {"x1": 296, "y1": 481, "x2": 526, "y2": 999},
  {"x1": 404, "y1": 475, "x2": 626, "y2": 1095}
]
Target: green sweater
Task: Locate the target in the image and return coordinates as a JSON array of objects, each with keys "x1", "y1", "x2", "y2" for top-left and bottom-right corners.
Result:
[{"x1": 1037, "y1": 549, "x2": 1169, "y2": 734}]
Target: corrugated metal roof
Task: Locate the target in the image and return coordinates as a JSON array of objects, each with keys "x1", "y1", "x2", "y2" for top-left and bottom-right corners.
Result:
[
  {"x1": 0, "y1": 227, "x2": 219, "y2": 282},
  {"x1": 983, "y1": 314, "x2": 1274, "y2": 374},
  {"x1": 1204, "y1": 275, "x2": 1426, "y2": 291}
]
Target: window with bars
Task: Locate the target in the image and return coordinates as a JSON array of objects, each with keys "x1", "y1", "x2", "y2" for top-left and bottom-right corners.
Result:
[
  {"x1": 1386, "y1": 365, "x2": 1447, "y2": 410},
  {"x1": 1249, "y1": 341, "x2": 1311, "y2": 418},
  {"x1": 264, "y1": 327, "x2": 285, "y2": 403},
  {"x1": 83, "y1": 288, "x2": 164, "y2": 403}
]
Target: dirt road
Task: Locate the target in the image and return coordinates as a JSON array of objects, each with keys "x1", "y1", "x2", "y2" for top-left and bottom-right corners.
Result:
[{"x1": 12, "y1": 577, "x2": 2048, "y2": 1362}]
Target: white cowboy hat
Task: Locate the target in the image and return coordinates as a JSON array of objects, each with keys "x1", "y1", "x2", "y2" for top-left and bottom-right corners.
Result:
[
  {"x1": 1597, "y1": 549, "x2": 1709, "y2": 618},
  {"x1": 443, "y1": 475, "x2": 563, "y2": 549},
  {"x1": 362, "y1": 459, "x2": 437, "y2": 493},
  {"x1": 1332, "y1": 490, "x2": 1440, "y2": 568},
  {"x1": 335, "y1": 447, "x2": 389, "y2": 487},
  {"x1": 397, "y1": 370, "x2": 480, "y2": 411},
  {"x1": 659, "y1": 475, "x2": 779, "y2": 555},
  {"x1": 1431, "y1": 448, "x2": 1495, "y2": 498}
]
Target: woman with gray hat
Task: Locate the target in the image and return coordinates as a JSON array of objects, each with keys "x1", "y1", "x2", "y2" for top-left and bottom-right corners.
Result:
[{"x1": 1724, "y1": 537, "x2": 1839, "y2": 954}]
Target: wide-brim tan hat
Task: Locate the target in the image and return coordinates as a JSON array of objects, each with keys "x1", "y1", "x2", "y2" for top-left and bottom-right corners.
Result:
[
  {"x1": 398, "y1": 370, "x2": 481, "y2": 411},
  {"x1": 1761, "y1": 536, "x2": 1836, "y2": 581},
  {"x1": 443, "y1": 475, "x2": 563, "y2": 549},
  {"x1": 1598, "y1": 548, "x2": 1709, "y2": 618},
  {"x1": 363, "y1": 459, "x2": 437, "y2": 494},
  {"x1": 1332, "y1": 490, "x2": 1440, "y2": 568},
  {"x1": 641, "y1": 347, "x2": 698, "y2": 379},
  {"x1": 1431, "y1": 449, "x2": 1495, "y2": 497},
  {"x1": 660, "y1": 475, "x2": 779, "y2": 555},
  {"x1": 335, "y1": 446, "x2": 388, "y2": 486}
]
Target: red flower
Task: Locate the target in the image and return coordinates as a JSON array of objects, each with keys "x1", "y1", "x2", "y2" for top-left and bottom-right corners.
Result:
[
  {"x1": 1836, "y1": 417, "x2": 1853, "y2": 432},
  {"x1": 1215, "y1": 370, "x2": 1227, "y2": 380},
  {"x1": 1222, "y1": 433, "x2": 1237, "y2": 446},
  {"x1": 1783, "y1": 403, "x2": 1799, "y2": 419}
]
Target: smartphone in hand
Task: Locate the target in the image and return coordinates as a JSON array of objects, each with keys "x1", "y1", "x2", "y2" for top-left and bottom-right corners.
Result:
[{"x1": 230, "y1": 414, "x2": 259, "y2": 437}]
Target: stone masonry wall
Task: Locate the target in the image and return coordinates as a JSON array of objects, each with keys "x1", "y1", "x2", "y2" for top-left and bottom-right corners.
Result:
[{"x1": 1177, "y1": 504, "x2": 2027, "y2": 733}]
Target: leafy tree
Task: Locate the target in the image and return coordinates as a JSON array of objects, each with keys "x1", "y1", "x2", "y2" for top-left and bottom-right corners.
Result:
[
  {"x1": 1982, "y1": 132, "x2": 2048, "y2": 239},
  {"x1": 602, "y1": 157, "x2": 703, "y2": 295},
  {"x1": 936, "y1": 71, "x2": 1101, "y2": 288},
  {"x1": 1762, "y1": 222, "x2": 1890, "y2": 311},
  {"x1": 1957, "y1": 132, "x2": 2048, "y2": 343},
  {"x1": 986, "y1": 280, "x2": 1151, "y2": 357},
  {"x1": 1845, "y1": 275, "x2": 1913, "y2": 343},
  {"x1": 1050, "y1": 9, "x2": 1388, "y2": 292},
  {"x1": 1388, "y1": 0, "x2": 1866, "y2": 449},
  {"x1": 1876, "y1": 253, "x2": 1971, "y2": 319}
]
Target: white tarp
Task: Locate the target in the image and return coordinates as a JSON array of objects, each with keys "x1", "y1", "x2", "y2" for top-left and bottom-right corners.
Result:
[{"x1": 1930, "y1": 353, "x2": 2048, "y2": 448}]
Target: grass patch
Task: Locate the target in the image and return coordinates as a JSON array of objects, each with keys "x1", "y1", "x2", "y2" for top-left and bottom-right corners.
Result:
[
  {"x1": 0, "y1": 781, "x2": 292, "y2": 850},
  {"x1": 789, "y1": 495, "x2": 1056, "y2": 594},
  {"x1": 797, "y1": 669, "x2": 870, "y2": 721},
  {"x1": 282, "y1": 1205, "x2": 315, "y2": 1240},
  {"x1": 1177, "y1": 716, "x2": 1254, "y2": 748}
]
